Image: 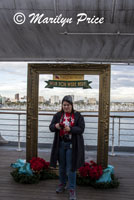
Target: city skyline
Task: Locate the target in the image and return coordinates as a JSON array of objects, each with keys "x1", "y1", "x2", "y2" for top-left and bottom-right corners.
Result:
[
  {"x1": 0, "y1": 93, "x2": 97, "y2": 103},
  {"x1": 1, "y1": 93, "x2": 134, "y2": 112},
  {"x1": 0, "y1": 62, "x2": 134, "y2": 102},
  {"x1": 1, "y1": 93, "x2": 134, "y2": 103}
]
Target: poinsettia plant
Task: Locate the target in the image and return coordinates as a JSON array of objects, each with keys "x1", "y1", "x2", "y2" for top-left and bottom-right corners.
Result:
[
  {"x1": 10, "y1": 157, "x2": 58, "y2": 184},
  {"x1": 78, "y1": 160, "x2": 103, "y2": 180},
  {"x1": 30, "y1": 157, "x2": 50, "y2": 172},
  {"x1": 11, "y1": 158, "x2": 119, "y2": 188}
]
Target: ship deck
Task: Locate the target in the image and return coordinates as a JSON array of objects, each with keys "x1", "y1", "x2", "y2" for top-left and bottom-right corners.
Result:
[{"x1": 0, "y1": 146, "x2": 134, "y2": 200}]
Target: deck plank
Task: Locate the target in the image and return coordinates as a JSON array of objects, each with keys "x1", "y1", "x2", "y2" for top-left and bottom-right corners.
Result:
[{"x1": 0, "y1": 147, "x2": 134, "y2": 200}]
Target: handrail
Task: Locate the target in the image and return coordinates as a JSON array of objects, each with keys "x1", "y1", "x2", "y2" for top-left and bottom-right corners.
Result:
[
  {"x1": 0, "y1": 111, "x2": 134, "y2": 155},
  {"x1": 0, "y1": 111, "x2": 134, "y2": 117}
]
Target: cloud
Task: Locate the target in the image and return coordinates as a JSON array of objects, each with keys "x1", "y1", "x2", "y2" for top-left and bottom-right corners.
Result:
[
  {"x1": 0, "y1": 62, "x2": 134, "y2": 101},
  {"x1": 0, "y1": 62, "x2": 27, "y2": 76},
  {"x1": 111, "y1": 87, "x2": 134, "y2": 101}
]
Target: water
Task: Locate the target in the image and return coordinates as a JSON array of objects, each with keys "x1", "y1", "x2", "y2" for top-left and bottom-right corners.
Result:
[{"x1": 0, "y1": 110, "x2": 134, "y2": 147}]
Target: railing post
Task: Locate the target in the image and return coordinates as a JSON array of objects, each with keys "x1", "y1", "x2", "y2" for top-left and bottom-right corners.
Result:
[
  {"x1": 118, "y1": 118, "x2": 121, "y2": 146},
  {"x1": 16, "y1": 114, "x2": 22, "y2": 152},
  {"x1": 110, "y1": 117, "x2": 115, "y2": 156}
]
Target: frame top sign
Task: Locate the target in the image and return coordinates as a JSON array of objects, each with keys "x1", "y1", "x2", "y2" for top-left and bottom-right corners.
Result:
[{"x1": 53, "y1": 75, "x2": 84, "y2": 81}]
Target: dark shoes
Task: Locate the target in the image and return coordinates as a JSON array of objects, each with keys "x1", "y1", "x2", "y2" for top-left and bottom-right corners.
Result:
[
  {"x1": 69, "y1": 189, "x2": 77, "y2": 200},
  {"x1": 56, "y1": 184, "x2": 77, "y2": 200},
  {"x1": 56, "y1": 183, "x2": 66, "y2": 193}
]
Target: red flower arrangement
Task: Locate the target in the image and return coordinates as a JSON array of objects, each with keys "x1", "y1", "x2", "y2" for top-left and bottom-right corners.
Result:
[
  {"x1": 78, "y1": 161, "x2": 103, "y2": 180},
  {"x1": 30, "y1": 157, "x2": 50, "y2": 172}
]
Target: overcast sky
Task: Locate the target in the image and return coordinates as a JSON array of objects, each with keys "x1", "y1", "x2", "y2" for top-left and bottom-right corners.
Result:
[{"x1": 0, "y1": 62, "x2": 134, "y2": 102}]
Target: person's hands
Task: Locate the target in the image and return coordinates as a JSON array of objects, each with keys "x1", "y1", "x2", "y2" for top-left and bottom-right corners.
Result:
[
  {"x1": 55, "y1": 123, "x2": 61, "y2": 130},
  {"x1": 64, "y1": 126, "x2": 71, "y2": 132}
]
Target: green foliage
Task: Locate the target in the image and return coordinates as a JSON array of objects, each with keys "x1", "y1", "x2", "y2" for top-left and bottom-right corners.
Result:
[
  {"x1": 40, "y1": 169, "x2": 59, "y2": 180},
  {"x1": 76, "y1": 174, "x2": 120, "y2": 189},
  {"x1": 11, "y1": 169, "x2": 119, "y2": 189},
  {"x1": 10, "y1": 169, "x2": 40, "y2": 184},
  {"x1": 11, "y1": 169, "x2": 58, "y2": 184},
  {"x1": 11, "y1": 166, "x2": 119, "y2": 189}
]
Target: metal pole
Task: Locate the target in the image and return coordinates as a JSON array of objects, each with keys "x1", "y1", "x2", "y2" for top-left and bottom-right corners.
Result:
[
  {"x1": 118, "y1": 118, "x2": 121, "y2": 146},
  {"x1": 110, "y1": 117, "x2": 115, "y2": 156},
  {"x1": 16, "y1": 114, "x2": 22, "y2": 152}
]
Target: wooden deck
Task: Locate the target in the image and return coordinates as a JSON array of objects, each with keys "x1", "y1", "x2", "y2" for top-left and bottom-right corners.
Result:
[{"x1": 0, "y1": 146, "x2": 134, "y2": 200}]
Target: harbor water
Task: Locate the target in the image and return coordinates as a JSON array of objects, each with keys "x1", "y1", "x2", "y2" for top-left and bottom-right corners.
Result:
[{"x1": 0, "y1": 110, "x2": 134, "y2": 147}]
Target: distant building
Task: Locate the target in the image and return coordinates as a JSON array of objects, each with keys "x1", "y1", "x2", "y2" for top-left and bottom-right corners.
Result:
[
  {"x1": 15, "y1": 93, "x2": 19, "y2": 101},
  {"x1": 39, "y1": 96, "x2": 45, "y2": 103},
  {"x1": 88, "y1": 98, "x2": 97, "y2": 105},
  {"x1": 50, "y1": 96, "x2": 59, "y2": 104},
  {"x1": 0, "y1": 95, "x2": 2, "y2": 104},
  {"x1": 0, "y1": 95, "x2": 7, "y2": 104},
  {"x1": 84, "y1": 97, "x2": 88, "y2": 103},
  {"x1": 6, "y1": 98, "x2": 11, "y2": 102},
  {"x1": 78, "y1": 100, "x2": 84, "y2": 104},
  {"x1": 23, "y1": 96, "x2": 27, "y2": 99},
  {"x1": 2, "y1": 97, "x2": 7, "y2": 104},
  {"x1": 20, "y1": 96, "x2": 27, "y2": 103},
  {"x1": 10, "y1": 99, "x2": 18, "y2": 103},
  {"x1": 70, "y1": 95, "x2": 74, "y2": 101}
]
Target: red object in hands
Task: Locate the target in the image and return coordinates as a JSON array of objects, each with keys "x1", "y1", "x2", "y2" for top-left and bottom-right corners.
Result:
[{"x1": 59, "y1": 122, "x2": 65, "y2": 129}]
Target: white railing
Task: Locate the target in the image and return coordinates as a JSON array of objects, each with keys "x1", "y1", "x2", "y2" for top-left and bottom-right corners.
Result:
[{"x1": 0, "y1": 111, "x2": 134, "y2": 154}]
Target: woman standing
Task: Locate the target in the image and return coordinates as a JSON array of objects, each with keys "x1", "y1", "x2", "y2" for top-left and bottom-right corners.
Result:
[{"x1": 49, "y1": 95, "x2": 85, "y2": 200}]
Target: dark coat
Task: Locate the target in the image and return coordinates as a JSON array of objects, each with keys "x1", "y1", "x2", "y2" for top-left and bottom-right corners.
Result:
[{"x1": 49, "y1": 111, "x2": 85, "y2": 171}]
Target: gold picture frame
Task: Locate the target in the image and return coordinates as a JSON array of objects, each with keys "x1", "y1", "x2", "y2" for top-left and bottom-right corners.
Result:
[{"x1": 26, "y1": 63, "x2": 111, "y2": 168}]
